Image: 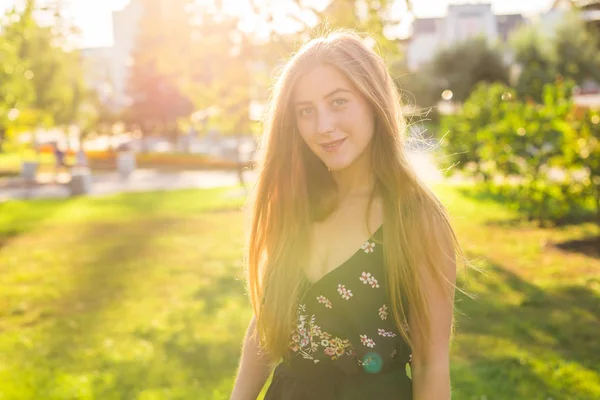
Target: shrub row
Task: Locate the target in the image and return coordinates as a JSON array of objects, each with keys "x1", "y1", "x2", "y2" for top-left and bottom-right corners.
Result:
[{"x1": 441, "y1": 80, "x2": 599, "y2": 227}]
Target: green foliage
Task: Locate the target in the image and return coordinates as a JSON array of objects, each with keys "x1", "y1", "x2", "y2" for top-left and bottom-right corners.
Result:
[
  {"x1": 510, "y1": 11, "x2": 600, "y2": 102},
  {"x1": 509, "y1": 24, "x2": 557, "y2": 102},
  {"x1": 0, "y1": 0, "x2": 88, "y2": 152},
  {"x1": 4, "y1": 2, "x2": 86, "y2": 126},
  {"x1": 441, "y1": 82, "x2": 516, "y2": 180},
  {"x1": 399, "y1": 36, "x2": 509, "y2": 112},
  {"x1": 567, "y1": 109, "x2": 600, "y2": 224},
  {"x1": 554, "y1": 12, "x2": 600, "y2": 84},
  {"x1": 428, "y1": 37, "x2": 509, "y2": 103},
  {"x1": 395, "y1": 63, "x2": 442, "y2": 119},
  {"x1": 442, "y1": 80, "x2": 599, "y2": 226},
  {"x1": 313, "y1": 0, "x2": 403, "y2": 59},
  {"x1": 0, "y1": 31, "x2": 35, "y2": 150}
]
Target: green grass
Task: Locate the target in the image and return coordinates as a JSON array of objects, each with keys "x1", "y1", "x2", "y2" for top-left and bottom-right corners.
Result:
[{"x1": 0, "y1": 184, "x2": 598, "y2": 399}]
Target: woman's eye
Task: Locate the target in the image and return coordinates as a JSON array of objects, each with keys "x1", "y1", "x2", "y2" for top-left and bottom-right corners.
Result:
[
  {"x1": 332, "y1": 98, "x2": 347, "y2": 107},
  {"x1": 298, "y1": 107, "x2": 313, "y2": 117}
]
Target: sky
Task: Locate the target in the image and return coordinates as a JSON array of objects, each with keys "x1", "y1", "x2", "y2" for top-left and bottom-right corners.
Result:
[{"x1": 0, "y1": 0, "x2": 556, "y2": 48}]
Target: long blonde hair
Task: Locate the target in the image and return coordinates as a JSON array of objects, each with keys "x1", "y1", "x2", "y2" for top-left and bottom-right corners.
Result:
[{"x1": 246, "y1": 30, "x2": 466, "y2": 364}]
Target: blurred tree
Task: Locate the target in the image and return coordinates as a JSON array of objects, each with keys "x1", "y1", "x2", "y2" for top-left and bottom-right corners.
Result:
[
  {"x1": 394, "y1": 63, "x2": 441, "y2": 120},
  {"x1": 427, "y1": 37, "x2": 509, "y2": 103},
  {"x1": 440, "y1": 82, "x2": 517, "y2": 183},
  {"x1": 509, "y1": 23, "x2": 557, "y2": 103},
  {"x1": 317, "y1": 0, "x2": 403, "y2": 57},
  {"x1": 442, "y1": 80, "x2": 591, "y2": 226},
  {"x1": 123, "y1": 0, "x2": 413, "y2": 182},
  {"x1": 0, "y1": 31, "x2": 35, "y2": 152},
  {"x1": 185, "y1": 5, "x2": 261, "y2": 185},
  {"x1": 553, "y1": 12, "x2": 600, "y2": 85},
  {"x1": 0, "y1": 0, "x2": 86, "y2": 149},
  {"x1": 125, "y1": 0, "x2": 194, "y2": 144},
  {"x1": 563, "y1": 107, "x2": 600, "y2": 226},
  {"x1": 186, "y1": 8, "x2": 252, "y2": 135},
  {"x1": 511, "y1": 12, "x2": 600, "y2": 102}
]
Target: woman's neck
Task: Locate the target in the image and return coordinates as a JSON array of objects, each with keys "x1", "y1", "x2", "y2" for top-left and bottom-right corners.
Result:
[{"x1": 330, "y1": 146, "x2": 375, "y2": 201}]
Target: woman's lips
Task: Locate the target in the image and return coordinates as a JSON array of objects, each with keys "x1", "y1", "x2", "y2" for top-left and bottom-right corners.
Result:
[{"x1": 320, "y1": 138, "x2": 346, "y2": 152}]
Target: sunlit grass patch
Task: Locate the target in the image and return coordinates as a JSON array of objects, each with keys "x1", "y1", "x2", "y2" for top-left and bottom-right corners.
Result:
[{"x1": 0, "y1": 184, "x2": 598, "y2": 399}]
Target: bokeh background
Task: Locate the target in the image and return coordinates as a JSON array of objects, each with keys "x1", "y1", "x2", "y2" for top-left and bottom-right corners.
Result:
[{"x1": 0, "y1": 0, "x2": 599, "y2": 399}]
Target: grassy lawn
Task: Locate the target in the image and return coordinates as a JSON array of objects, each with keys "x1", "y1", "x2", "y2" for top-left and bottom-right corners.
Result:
[{"x1": 0, "y1": 185, "x2": 598, "y2": 399}]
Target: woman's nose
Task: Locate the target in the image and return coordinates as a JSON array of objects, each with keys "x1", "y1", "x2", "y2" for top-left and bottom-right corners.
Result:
[{"x1": 316, "y1": 111, "x2": 335, "y2": 136}]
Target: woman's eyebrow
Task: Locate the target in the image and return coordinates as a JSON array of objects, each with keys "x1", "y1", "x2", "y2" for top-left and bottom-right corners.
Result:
[
  {"x1": 294, "y1": 88, "x2": 352, "y2": 106},
  {"x1": 324, "y1": 88, "x2": 352, "y2": 99}
]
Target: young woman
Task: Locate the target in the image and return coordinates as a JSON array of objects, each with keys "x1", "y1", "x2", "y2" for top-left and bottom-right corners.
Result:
[{"x1": 230, "y1": 30, "x2": 465, "y2": 400}]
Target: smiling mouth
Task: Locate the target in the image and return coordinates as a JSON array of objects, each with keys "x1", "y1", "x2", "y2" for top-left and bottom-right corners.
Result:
[{"x1": 320, "y1": 138, "x2": 346, "y2": 150}]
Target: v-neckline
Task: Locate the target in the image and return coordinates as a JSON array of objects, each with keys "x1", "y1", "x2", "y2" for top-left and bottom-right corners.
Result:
[{"x1": 303, "y1": 224, "x2": 383, "y2": 289}]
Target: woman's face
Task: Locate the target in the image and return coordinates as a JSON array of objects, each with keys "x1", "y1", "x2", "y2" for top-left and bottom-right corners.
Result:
[{"x1": 292, "y1": 64, "x2": 375, "y2": 172}]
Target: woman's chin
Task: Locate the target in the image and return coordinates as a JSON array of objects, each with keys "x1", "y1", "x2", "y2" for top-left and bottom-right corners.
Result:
[{"x1": 323, "y1": 159, "x2": 351, "y2": 172}]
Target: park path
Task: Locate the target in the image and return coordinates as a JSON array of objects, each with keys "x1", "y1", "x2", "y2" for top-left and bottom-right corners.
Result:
[{"x1": 0, "y1": 151, "x2": 460, "y2": 202}]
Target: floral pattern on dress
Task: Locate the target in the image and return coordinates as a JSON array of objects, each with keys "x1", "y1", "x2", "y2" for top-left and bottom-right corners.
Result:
[
  {"x1": 284, "y1": 228, "x2": 410, "y2": 380},
  {"x1": 289, "y1": 304, "x2": 355, "y2": 363},
  {"x1": 378, "y1": 328, "x2": 397, "y2": 338},
  {"x1": 337, "y1": 284, "x2": 353, "y2": 300},
  {"x1": 378, "y1": 304, "x2": 388, "y2": 320},
  {"x1": 316, "y1": 295, "x2": 332, "y2": 308},
  {"x1": 359, "y1": 272, "x2": 380, "y2": 288},
  {"x1": 361, "y1": 240, "x2": 375, "y2": 253},
  {"x1": 359, "y1": 334, "x2": 376, "y2": 348}
]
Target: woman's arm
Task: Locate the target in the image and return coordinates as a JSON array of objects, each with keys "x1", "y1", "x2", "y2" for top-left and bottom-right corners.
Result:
[
  {"x1": 410, "y1": 219, "x2": 457, "y2": 400},
  {"x1": 230, "y1": 316, "x2": 273, "y2": 400}
]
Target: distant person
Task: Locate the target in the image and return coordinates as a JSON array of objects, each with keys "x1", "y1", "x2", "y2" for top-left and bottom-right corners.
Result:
[
  {"x1": 116, "y1": 141, "x2": 135, "y2": 179},
  {"x1": 230, "y1": 30, "x2": 469, "y2": 399},
  {"x1": 53, "y1": 143, "x2": 69, "y2": 181},
  {"x1": 75, "y1": 148, "x2": 88, "y2": 167}
]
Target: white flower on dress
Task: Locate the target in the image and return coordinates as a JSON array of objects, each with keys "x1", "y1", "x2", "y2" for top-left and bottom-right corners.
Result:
[
  {"x1": 359, "y1": 334, "x2": 376, "y2": 348},
  {"x1": 311, "y1": 324, "x2": 322, "y2": 337},
  {"x1": 377, "y1": 328, "x2": 397, "y2": 338},
  {"x1": 316, "y1": 295, "x2": 332, "y2": 308},
  {"x1": 378, "y1": 304, "x2": 388, "y2": 320},
  {"x1": 337, "y1": 284, "x2": 353, "y2": 300},
  {"x1": 359, "y1": 271, "x2": 380, "y2": 288},
  {"x1": 361, "y1": 241, "x2": 376, "y2": 253}
]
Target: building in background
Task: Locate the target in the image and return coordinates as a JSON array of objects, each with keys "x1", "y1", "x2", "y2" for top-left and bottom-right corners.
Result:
[
  {"x1": 406, "y1": 3, "x2": 526, "y2": 71},
  {"x1": 405, "y1": 1, "x2": 600, "y2": 73},
  {"x1": 110, "y1": 0, "x2": 143, "y2": 110}
]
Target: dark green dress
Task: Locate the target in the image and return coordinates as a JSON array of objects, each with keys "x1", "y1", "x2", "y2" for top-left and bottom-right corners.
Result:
[{"x1": 264, "y1": 225, "x2": 413, "y2": 399}]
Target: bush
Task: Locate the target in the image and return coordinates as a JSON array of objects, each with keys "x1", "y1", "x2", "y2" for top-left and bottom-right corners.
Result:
[{"x1": 441, "y1": 80, "x2": 599, "y2": 227}]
